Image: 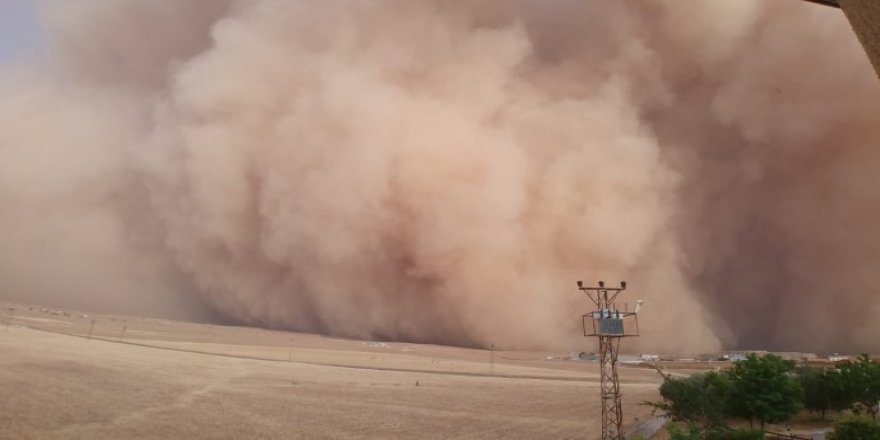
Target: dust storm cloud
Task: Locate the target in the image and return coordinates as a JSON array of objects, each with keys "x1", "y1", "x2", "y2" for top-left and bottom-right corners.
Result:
[{"x1": 0, "y1": 0, "x2": 877, "y2": 354}]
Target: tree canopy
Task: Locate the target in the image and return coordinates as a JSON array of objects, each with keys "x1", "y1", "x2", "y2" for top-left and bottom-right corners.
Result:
[
  {"x1": 651, "y1": 353, "x2": 880, "y2": 437},
  {"x1": 840, "y1": 354, "x2": 880, "y2": 417},
  {"x1": 655, "y1": 372, "x2": 731, "y2": 428},
  {"x1": 725, "y1": 353, "x2": 803, "y2": 430},
  {"x1": 799, "y1": 366, "x2": 850, "y2": 419}
]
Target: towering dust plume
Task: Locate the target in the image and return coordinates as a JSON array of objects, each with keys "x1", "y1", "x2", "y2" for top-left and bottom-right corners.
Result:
[{"x1": 1, "y1": 0, "x2": 878, "y2": 354}]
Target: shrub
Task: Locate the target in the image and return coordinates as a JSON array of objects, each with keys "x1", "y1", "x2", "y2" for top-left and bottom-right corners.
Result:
[{"x1": 829, "y1": 416, "x2": 880, "y2": 440}]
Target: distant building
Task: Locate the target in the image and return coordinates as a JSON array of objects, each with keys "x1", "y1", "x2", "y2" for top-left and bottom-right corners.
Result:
[
  {"x1": 619, "y1": 355, "x2": 641, "y2": 363},
  {"x1": 774, "y1": 352, "x2": 819, "y2": 361},
  {"x1": 578, "y1": 352, "x2": 598, "y2": 361},
  {"x1": 720, "y1": 351, "x2": 768, "y2": 362},
  {"x1": 724, "y1": 353, "x2": 748, "y2": 362},
  {"x1": 828, "y1": 353, "x2": 850, "y2": 362}
]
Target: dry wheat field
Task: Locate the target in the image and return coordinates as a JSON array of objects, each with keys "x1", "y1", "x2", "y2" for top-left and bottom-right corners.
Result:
[{"x1": 0, "y1": 304, "x2": 662, "y2": 439}]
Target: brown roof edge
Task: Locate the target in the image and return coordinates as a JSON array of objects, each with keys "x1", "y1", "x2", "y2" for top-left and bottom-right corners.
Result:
[
  {"x1": 839, "y1": 0, "x2": 880, "y2": 78},
  {"x1": 803, "y1": 0, "x2": 841, "y2": 8}
]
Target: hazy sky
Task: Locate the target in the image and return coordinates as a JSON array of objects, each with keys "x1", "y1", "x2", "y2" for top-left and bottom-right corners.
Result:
[
  {"x1": 1, "y1": 0, "x2": 878, "y2": 354},
  {"x1": 0, "y1": 0, "x2": 43, "y2": 62}
]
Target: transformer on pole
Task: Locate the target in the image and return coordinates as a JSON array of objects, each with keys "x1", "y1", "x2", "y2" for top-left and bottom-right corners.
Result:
[{"x1": 576, "y1": 280, "x2": 641, "y2": 440}]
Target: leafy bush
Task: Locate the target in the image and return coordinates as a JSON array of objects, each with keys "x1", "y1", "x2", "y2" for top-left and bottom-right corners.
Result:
[
  {"x1": 651, "y1": 372, "x2": 731, "y2": 428},
  {"x1": 667, "y1": 422, "x2": 702, "y2": 440},
  {"x1": 828, "y1": 416, "x2": 880, "y2": 440},
  {"x1": 666, "y1": 423, "x2": 763, "y2": 440},
  {"x1": 708, "y1": 428, "x2": 764, "y2": 440}
]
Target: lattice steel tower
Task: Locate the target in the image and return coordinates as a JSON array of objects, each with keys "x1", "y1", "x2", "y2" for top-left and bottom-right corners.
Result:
[{"x1": 576, "y1": 280, "x2": 641, "y2": 440}]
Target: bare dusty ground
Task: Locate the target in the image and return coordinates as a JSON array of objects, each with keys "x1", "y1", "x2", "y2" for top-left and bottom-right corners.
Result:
[{"x1": 0, "y1": 304, "x2": 662, "y2": 439}]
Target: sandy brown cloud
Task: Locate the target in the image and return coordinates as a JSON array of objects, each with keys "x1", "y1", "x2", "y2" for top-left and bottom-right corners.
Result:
[{"x1": 0, "y1": 0, "x2": 877, "y2": 354}]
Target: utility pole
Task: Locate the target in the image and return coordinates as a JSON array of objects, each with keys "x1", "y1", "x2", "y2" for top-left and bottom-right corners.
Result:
[
  {"x1": 3, "y1": 307, "x2": 14, "y2": 332},
  {"x1": 576, "y1": 280, "x2": 641, "y2": 440},
  {"x1": 490, "y1": 344, "x2": 495, "y2": 375}
]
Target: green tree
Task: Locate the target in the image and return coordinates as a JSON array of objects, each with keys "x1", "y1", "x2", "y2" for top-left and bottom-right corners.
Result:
[
  {"x1": 725, "y1": 353, "x2": 803, "y2": 431},
  {"x1": 800, "y1": 366, "x2": 851, "y2": 419},
  {"x1": 840, "y1": 354, "x2": 880, "y2": 418},
  {"x1": 648, "y1": 372, "x2": 731, "y2": 429},
  {"x1": 828, "y1": 416, "x2": 880, "y2": 440}
]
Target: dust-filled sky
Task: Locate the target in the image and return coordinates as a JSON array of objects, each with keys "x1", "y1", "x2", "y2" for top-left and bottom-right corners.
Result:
[
  {"x1": 0, "y1": 1, "x2": 43, "y2": 62},
  {"x1": 0, "y1": 0, "x2": 878, "y2": 355}
]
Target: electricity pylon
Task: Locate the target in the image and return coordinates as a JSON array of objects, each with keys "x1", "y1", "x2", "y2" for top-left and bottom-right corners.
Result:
[{"x1": 576, "y1": 280, "x2": 641, "y2": 440}]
